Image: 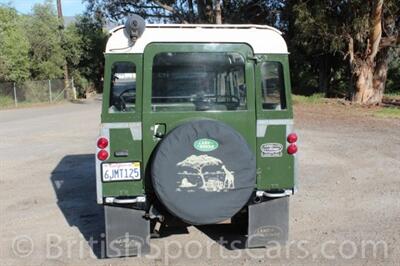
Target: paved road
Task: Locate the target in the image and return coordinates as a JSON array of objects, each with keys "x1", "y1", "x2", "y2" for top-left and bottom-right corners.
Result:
[{"x1": 0, "y1": 100, "x2": 399, "y2": 265}]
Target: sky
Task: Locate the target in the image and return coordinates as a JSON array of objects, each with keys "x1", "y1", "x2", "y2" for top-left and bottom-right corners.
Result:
[{"x1": 0, "y1": 0, "x2": 86, "y2": 16}]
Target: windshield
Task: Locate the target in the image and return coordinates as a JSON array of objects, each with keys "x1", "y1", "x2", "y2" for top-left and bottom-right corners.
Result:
[{"x1": 152, "y1": 52, "x2": 247, "y2": 112}]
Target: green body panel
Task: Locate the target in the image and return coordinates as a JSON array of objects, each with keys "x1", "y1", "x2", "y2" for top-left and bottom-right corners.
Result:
[
  {"x1": 256, "y1": 125, "x2": 295, "y2": 189},
  {"x1": 99, "y1": 44, "x2": 295, "y2": 199},
  {"x1": 102, "y1": 128, "x2": 144, "y2": 196},
  {"x1": 255, "y1": 54, "x2": 295, "y2": 189},
  {"x1": 142, "y1": 43, "x2": 256, "y2": 190}
]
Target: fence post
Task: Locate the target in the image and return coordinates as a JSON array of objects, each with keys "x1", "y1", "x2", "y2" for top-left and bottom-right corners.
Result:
[
  {"x1": 71, "y1": 78, "x2": 77, "y2": 100},
  {"x1": 48, "y1": 80, "x2": 52, "y2": 103},
  {"x1": 13, "y1": 82, "x2": 18, "y2": 107}
]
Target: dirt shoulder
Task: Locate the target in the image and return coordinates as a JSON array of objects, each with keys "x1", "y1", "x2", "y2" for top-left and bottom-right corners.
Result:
[{"x1": 294, "y1": 101, "x2": 400, "y2": 129}]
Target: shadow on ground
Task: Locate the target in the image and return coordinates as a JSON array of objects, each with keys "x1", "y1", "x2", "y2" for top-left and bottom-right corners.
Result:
[
  {"x1": 50, "y1": 154, "x2": 105, "y2": 258},
  {"x1": 196, "y1": 224, "x2": 248, "y2": 250}
]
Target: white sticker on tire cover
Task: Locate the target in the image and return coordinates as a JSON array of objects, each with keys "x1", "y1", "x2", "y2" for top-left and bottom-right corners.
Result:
[
  {"x1": 176, "y1": 154, "x2": 235, "y2": 192},
  {"x1": 260, "y1": 143, "x2": 283, "y2": 157}
]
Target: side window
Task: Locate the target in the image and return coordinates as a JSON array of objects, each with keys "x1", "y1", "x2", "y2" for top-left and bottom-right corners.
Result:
[
  {"x1": 261, "y1": 62, "x2": 286, "y2": 110},
  {"x1": 109, "y1": 62, "x2": 136, "y2": 113}
]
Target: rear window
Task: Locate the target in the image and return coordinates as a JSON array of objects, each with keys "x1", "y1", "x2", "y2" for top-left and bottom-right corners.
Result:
[
  {"x1": 109, "y1": 62, "x2": 136, "y2": 113},
  {"x1": 151, "y1": 52, "x2": 247, "y2": 112},
  {"x1": 261, "y1": 62, "x2": 286, "y2": 110}
]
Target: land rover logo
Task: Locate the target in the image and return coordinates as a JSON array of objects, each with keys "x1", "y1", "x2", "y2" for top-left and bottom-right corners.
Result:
[
  {"x1": 255, "y1": 226, "x2": 283, "y2": 238},
  {"x1": 110, "y1": 234, "x2": 144, "y2": 252},
  {"x1": 193, "y1": 138, "x2": 219, "y2": 152}
]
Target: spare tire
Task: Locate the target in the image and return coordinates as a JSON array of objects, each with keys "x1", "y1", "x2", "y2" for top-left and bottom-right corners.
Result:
[{"x1": 151, "y1": 120, "x2": 256, "y2": 225}]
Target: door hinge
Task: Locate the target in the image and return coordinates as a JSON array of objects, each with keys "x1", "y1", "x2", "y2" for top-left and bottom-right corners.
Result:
[{"x1": 247, "y1": 55, "x2": 262, "y2": 63}]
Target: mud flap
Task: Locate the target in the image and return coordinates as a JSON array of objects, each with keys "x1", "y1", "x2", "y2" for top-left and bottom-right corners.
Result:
[
  {"x1": 247, "y1": 197, "x2": 289, "y2": 248},
  {"x1": 105, "y1": 205, "x2": 150, "y2": 257}
]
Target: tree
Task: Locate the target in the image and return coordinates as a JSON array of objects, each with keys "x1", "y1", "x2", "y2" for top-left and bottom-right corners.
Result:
[
  {"x1": 286, "y1": 1, "x2": 349, "y2": 96},
  {"x1": 64, "y1": 24, "x2": 84, "y2": 70},
  {"x1": 386, "y1": 49, "x2": 400, "y2": 92},
  {"x1": 0, "y1": 6, "x2": 30, "y2": 82},
  {"x1": 177, "y1": 155, "x2": 222, "y2": 189},
  {"x1": 73, "y1": 13, "x2": 108, "y2": 92},
  {"x1": 83, "y1": 0, "x2": 400, "y2": 100},
  {"x1": 63, "y1": 23, "x2": 84, "y2": 95},
  {"x1": 0, "y1": 1, "x2": 107, "y2": 95},
  {"x1": 84, "y1": 0, "x2": 286, "y2": 24},
  {"x1": 26, "y1": 1, "x2": 65, "y2": 80},
  {"x1": 291, "y1": 0, "x2": 399, "y2": 104},
  {"x1": 347, "y1": 0, "x2": 399, "y2": 104},
  {"x1": 84, "y1": 0, "x2": 217, "y2": 23}
]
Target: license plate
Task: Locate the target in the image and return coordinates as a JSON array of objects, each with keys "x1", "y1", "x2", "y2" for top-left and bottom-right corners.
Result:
[{"x1": 102, "y1": 162, "x2": 141, "y2": 182}]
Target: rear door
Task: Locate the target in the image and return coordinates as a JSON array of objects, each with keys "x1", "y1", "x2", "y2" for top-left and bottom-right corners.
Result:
[
  {"x1": 255, "y1": 54, "x2": 295, "y2": 190},
  {"x1": 99, "y1": 54, "x2": 144, "y2": 200},
  {"x1": 142, "y1": 43, "x2": 256, "y2": 189}
]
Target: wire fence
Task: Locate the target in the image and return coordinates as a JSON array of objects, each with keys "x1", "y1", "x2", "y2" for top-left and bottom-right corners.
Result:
[{"x1": 0, "y1": 79, "x2": 75, "y2": 109}]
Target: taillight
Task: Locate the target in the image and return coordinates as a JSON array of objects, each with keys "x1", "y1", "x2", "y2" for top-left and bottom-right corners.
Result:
[
  {"x1": 287, "y1": 133, "x2": 298, "y2": 143},
  {"x1": 287, "y1": 132, "x2": 298, "y2": 154},
  {"x1": 97, "y1": 150, "x2": 109, "y2": 161},
  {"x1": 287, "y1": 144, "x2": 298, "y2": 155},
  {"x1": 97, "y1": 137, "x2": 109, "y2": 149}
]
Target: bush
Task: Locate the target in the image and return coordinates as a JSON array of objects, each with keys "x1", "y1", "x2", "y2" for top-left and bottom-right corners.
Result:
[{"x1": 0, "y1": 95, "x2": 15, "y2": 108}]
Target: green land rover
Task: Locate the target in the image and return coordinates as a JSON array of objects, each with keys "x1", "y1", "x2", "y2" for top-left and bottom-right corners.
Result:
[{"x1": 96, "y1": 15, "x2": 298, "y2": 257}]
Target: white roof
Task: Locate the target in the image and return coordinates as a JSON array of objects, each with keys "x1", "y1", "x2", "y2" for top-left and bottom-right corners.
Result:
[{"x1": 105, "y1": 24, "x2": 288, "y2": 54}]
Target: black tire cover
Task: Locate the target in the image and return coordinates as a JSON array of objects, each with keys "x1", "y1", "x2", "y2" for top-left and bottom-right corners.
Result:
[{"x1": 151, "y1": 120, "x2": 256, "y2": 225}]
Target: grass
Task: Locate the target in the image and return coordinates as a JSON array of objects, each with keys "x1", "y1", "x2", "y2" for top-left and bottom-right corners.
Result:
[
  {"x1": 0, "y1": 96, "x2": 16, "y2": 108},
  {"x1": 292, "y1": 93, "x2": 400, "y2": 119},
  {"x1": 292, "y1": 93, "x2": 326, "y2": 104},
  {"x1": 293, "y1": 92, "x2": 400, "y2": 103},
  {"x1": 373, "y1": 107, "x2": 400, "y2": 119},
  {"x1": 384, "y1": 92, "x2": 400, "y2": 100}
]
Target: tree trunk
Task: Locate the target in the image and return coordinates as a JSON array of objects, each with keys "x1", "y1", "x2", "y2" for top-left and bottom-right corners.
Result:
[
  {"x1": 196, "y1": 0, "x2": 215, "y2": 23},
  {"x1": 351, "y1": 0, "x2": 384, "y2": 105},
  {"x1": 353, "y1": 54, "x2": 389, "y2": 105},
  {"x1": 205, "y1": 0, "x2": 213, "y2": 23},
  {"x1": 215, "y1": 0, "x2": 222, "y2": 24},
  {"x1": 197, "y1": 0, "x2": 207, "y2": 23},
  {"x1": 63, "y1": 65, "x2": 71, "y2": 98},
  {"x1": 188, "y1": 0, "x2": 194, "y2": 23},
  {"x1": 353, "y1": 63, "x2": 375, "y2": 104},
  {"x1": 371, "y1": 48, "x2": 390, "y2": 104},
  {"x1": 197, "y1": 168, "x2": 207, "y2": 189}
]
